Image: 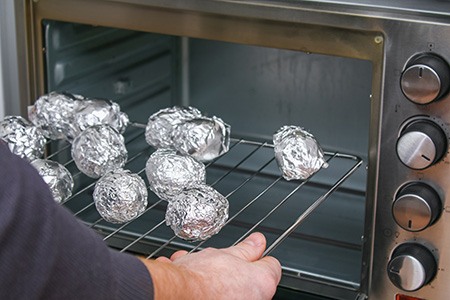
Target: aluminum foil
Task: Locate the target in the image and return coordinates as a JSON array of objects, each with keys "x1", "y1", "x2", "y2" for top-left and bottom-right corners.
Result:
[
  {"x1": 31, "y1": 159, "x2": 74, "y2": 203},
  {"x1": 0, "y1": 116, "x2": 47, "y2": 161},
  {"x1": 93, "y1": 169, "x2": 148, "y2": 224},
  {"x1": 145, "y1": 106, "x2": 202, "y2": 148},
  {"x1": 29, "y1": 92, "x2": 129, "y2": 142},
  {"x1": 71, "y1": 125, "x2": 128, "y2": 178},
  {"x1": 145, "y1": 148, "x2": 206, "y2": 201},
  {"x1": 172, "y1": 116, "x2": 231, "y2": 162},
  {"x1": 72, "y1": 98, "x2": 129, "y2": 138},
  {"x1": 165, "y1": 184, "x2": 229, "y2": 241},
  {"x1": 28, "y1": 92, "x2": 82, "y2": 141},
  {"x1": 273, "y1": 125, "x2": 328, "y2": 181}
]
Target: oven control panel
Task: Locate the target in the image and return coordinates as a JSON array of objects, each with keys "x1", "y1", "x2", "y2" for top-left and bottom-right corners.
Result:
[{"x1": 375, "y1": 47, "x2": 450, "y2": 299}]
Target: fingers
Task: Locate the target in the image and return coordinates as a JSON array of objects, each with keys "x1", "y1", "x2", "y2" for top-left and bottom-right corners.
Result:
[
  {"x1": 155, "y1": 256, "x2": 172, "y2": 263},
  {"x1": 223, "y1": 232, "x2": 267, "y2": 262},
  {"x1": 257, "y1": 256, "x2": 282, "y2": 283},
  {"x1": 170, "y1": 250, "x2": 189, "y2": 261}
]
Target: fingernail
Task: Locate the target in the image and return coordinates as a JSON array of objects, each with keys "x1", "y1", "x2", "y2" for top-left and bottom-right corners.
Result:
[{"x1": 243, "y1": 233, "x2": 263, "y2": 247}]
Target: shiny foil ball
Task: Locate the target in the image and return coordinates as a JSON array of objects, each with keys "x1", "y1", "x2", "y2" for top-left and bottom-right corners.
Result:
[
  {"x1": 72, "y1": 98, "x2": 129, "y2": 138},
  {"x1": 31, "y1": 159, "x2": 74, "y2": 203},
  {"x1": 93, "y1": 169, "x2": 148, "y2": 224},
  {"x1": 28, "y1": 91, "x2": 82, "y2": 141},
  {"x1": 273, "y1": 125, "x2": 328, "y2": 181},
  {"x1": 165, "y1": 184, "x2": 229, "y2": 241},
  {"x1": 145, "y1": 106, "x2": 202, "y2": 149},
  {"x1": 71, "y1": 125, "x2": 128, "y2": 178},
  {"x1": 0, "y1": 115, "x2": 47, "y2": 161},
  {"x1": 171, "y1": 116, "x2": 231, "y2": 162},
  {"x1": 145, "y1": 148, "x2": 206, "y2": 201}
]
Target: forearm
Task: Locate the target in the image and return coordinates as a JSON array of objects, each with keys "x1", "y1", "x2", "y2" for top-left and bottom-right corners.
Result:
[{"x1": 0, "y1": 142, "x2": 153, "y2": 299}]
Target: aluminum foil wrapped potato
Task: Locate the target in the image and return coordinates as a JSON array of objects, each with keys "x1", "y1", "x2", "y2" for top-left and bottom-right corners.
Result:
[
  {"x1": 145, "y1": 148, "x2": 206, "y2": 201},
  {"x1": 165, "y1": 184, "x2": 229, "y2": 241},
  {"x1": 31, "y1": 159, "x2": 74, "y2": 203},
  {"x1": 145, "y1": 106, "x2": 202, "y2": 148},
  {"x1": 273, "y1": 125, "x2": 328, "y2": 180},
  {"x1": 0, "y1": 116, "x2": 47, "y2": 161},
  {"x1": 93, "y1": 169, "x2": 148, "y2": 224},
  {"x1": 172, "y1": 116, "x2": 231, "y2": 162},
  {"x1": 28, "y1": 91, "x2": 129, "y2": 142},
  {"x1": 28, "y1": 92, "x2": 82, "y2": 141},
  {"x1": 71, "y1": 125, "x2": 128, "y2": 178},
  {"x1": 72, "y1": 98, "x2": 129, "y2": 138}
]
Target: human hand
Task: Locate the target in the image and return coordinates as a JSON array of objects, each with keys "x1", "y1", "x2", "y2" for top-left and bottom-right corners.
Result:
[{"x1": 140, "y1": 232, "x2": 281, "y2": 300}]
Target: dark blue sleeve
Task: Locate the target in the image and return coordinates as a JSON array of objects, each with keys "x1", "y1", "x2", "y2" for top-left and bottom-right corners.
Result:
[{"x1": 0, "y1": 140, "x2": 154, "y2": 300}]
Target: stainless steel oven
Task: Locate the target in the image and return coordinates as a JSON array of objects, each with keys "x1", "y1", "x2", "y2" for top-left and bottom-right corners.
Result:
[{"x1": 2, "y1": 0, "x2": 450, "y2": 299}]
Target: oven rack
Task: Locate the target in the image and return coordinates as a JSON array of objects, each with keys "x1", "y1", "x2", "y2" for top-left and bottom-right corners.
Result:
[{"x1": 48, "y1": 126, "x2": 363, "y2": 281}]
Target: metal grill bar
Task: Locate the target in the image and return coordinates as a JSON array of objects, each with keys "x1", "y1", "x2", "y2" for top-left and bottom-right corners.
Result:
[{"x1": 263, "y1": 156, "x2": 363, "y2": 256}]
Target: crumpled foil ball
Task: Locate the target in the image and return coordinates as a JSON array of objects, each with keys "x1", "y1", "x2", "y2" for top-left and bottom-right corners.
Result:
[
  {"x1": 28, "y1": 92, "x2": 82, "y2": 141},
  {"x1": 31, "y1": 159, "x2": 74, "y2": 203},
  {"x1": 93, "y1": 169, "x2": 148, "y2": 224},
  {"x1": 165, "y1": 184, "x2": 229, "y2": 241},
  {"x1": 145, "y1": 106, "x2": 202, "y2": 149},
  {"x1": 72, "y1": 98, "x2": 129, "y2": 138},
  {"x1": 273, "y1": 125, "x2": 328, "y2": 181},
  {"x1": 145, "y1": 148, "x2": 206, "y2": 201},
  {"x1": 28, "y1": 91, "x2": 129, "y2": 142},
  {"x1": 71, "y1": 125, "x2": 128, "y2": 178},
  {"x1": 0, "y1": 115, "x2": 47, "y2": 161},
  {"x1": 171, "y1": 116, "x2": 231, "y2": 162}
]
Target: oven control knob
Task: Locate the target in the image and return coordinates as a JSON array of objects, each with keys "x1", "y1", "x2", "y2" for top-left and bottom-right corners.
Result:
[
  {"x1": 387, "y1": 243, "x2": 437, "y2": 292},
  {"x1": 392, "y1": 182, "x2": 442, "y2": 231},
  {"x1": 396, "y1": 119, "x2": 447, "y2": 169},
  {"x1": 401, "y1": 53, "x2": 450, "y2": 104}
]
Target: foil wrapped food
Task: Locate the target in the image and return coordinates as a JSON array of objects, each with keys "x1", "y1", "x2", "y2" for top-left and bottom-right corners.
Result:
[
  {"x1": 145, "y1": 106, "x2": 202, "y2": 148},
  {"x1": 172, "y1": 116, "x2": 231, "y2": 162},
  {"x1": 0, "y1": 116, "x2": 47, "y2": 161},
  {"x1": 145, "y1": 148, "x2": 206, "y2": 201},
  {"x1": 273, "y1": 125, "x2": 328, "y2": 181},
  {"x1": 72, "y1": 98, "x2": 129, "y2": 138},
  {"x1": 28, "y1": 92, "x2": 82, "y2": 141},
  {"x1": 71, "y1": 125, "x2": 128, "y2": 178},
  {"x1": 28, "y1": 91, "x2": 129, "y2": 142},
  {"x1": 165, "y1": 184, "x2": 229, "y2": 241},
  {"x1": 93, "y1": 169, "x2": 148, "y2": 224},
  {"x1": 31, "y1": 159, "x2": 74, "y2": 203}
]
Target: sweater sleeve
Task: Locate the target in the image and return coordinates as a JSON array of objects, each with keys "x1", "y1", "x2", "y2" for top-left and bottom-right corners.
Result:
[{"x1": 0, "y1": 141, "x2": 154, "y2": 300}]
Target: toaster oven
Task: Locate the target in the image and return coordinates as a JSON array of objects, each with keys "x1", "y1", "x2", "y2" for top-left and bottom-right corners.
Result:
[{"x1": 2, "y1": 0, "x2": 450, "y2": 299}]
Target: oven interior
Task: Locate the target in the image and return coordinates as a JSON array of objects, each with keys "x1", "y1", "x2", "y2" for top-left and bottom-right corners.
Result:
[{"x1": 42, "y1": 20, "x2": 373, "y2": 299}]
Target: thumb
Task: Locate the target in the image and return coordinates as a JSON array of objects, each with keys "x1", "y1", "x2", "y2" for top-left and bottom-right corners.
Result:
[{"x1": 224, "y1": 232, "x2": 266, "y2": 262}]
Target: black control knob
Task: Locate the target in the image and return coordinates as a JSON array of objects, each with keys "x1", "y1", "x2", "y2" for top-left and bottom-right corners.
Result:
[
  {"x1": 393, "y1": 182, "x2": 442, "y2": 231},
  {"x1": 396, "y1": 119, "x2": 447, "y2": 169},
  {"x1": 401, "y1": 53, "x2": 450, "y2": 104},
  {"x1": 387, "y1": 243, "x2": 437, "y2": 292}
]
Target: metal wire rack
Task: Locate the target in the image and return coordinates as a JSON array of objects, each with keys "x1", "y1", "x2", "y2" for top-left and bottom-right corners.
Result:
[{"x1": 48, "y1": 126, "x2": 363, "y2": 276}]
